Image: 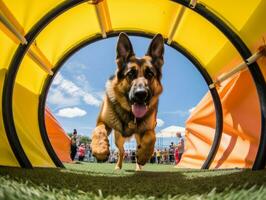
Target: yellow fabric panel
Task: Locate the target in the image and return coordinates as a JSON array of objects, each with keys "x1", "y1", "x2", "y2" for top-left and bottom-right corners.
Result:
[
  {"x1": 205, "y1": 42, "x2": 243, "y2": 78},
  {"x1": 13, "y1": 82, "x2": 55, "y2": 167},
  {"x1": 0, "y1": 30, "x2": 17, "y2": 69},
  {"x1": 16, "y1": 54, "x2": 47, "y2": 95},
  {"x1": 2, "y1": 0, "x2": 64, "y2": 33},
  {"x1": 172, "y1": 8, "x2": 228, "y2": 75},
  {"x1": 36, "y1": 3, "x2": 101, "y2": 66},
  {"x1": 200, "y1": 0, "x2": 261, "y2": 31},
  {"x1": 0, "y1": 69, "x2": 19, "y2": 166},
  {"x1": 238, "y1": 0, "x2": 266, "y2": 52},
  {"x1": 14, "y1": 53, "x2": 54, "y2": 167},
  {"x1": 108, "y1": 0, "x2": 180, "y2": 37},
  {"x1": 202, "y1": 0, "x2": 265, "y2": 78}
]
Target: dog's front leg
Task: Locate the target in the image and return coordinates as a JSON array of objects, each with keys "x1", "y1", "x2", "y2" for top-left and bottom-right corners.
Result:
[
  {"x1": 114, "y1": 131, "x2": 125, "y2": 170},
  {"x1": 135, "y1": 130, "x2": 156, "y2": 167},
  {"x1": 91, "y1": 123, "x2": 111, "y2": 162}
]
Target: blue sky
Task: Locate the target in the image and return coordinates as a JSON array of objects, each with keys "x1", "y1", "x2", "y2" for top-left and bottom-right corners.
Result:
[{"x1": 47, "y1": 36, "x2": 208, "y2": 143}]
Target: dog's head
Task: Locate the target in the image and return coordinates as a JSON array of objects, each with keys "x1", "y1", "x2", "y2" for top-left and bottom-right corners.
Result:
[{"x1": 112, "y1": 32, "x2": 164, "y2": 119}]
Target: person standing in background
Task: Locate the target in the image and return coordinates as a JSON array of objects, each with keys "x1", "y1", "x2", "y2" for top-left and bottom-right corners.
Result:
[
  {"x1": 176, "y1": 132, "x2": 185, "y2": 161},
  {"x1": 169, "y1": 142, "x2": 175, "y2": 163},
  {"x1": 162, "y1": 148, "x2": 168, "y2": 164},
  {"x1": 156, "y1": 149, "x2": 162, "y2": 164},
  {"x1": 78, "y1": 143, "x2": 86, "y2": 161},
  {"x1": 70, "y1": 129, "x2": 78, "y2": 161}
]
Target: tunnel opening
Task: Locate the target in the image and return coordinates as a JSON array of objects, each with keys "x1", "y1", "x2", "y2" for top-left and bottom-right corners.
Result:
[
  {"x1": 43, "y1": 34, "x2": 219, "y2": 169},
  {"x1": 1, "y1": 0, "x2": 264, "y2": 170}
]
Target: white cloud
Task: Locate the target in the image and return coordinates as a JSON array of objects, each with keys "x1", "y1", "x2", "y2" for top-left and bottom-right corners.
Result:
[
  {"x1": 156, "y1": 125, "x2": 185, "y2": 138},
  {"x1": 47, "y1": 89, "x2": 80, "y2": 107},
  {"x1": 64, "y1": 62, "x2": 92, "y2": 91},
  {"x1": 161, "y1": 125, "x2": 185, "y2": 133},
  {"x1": 156, "y1": 118, "x2": 165, "y2": 127},
  {"x1": 64, "y1": 61, "x2": 87, "y2": 71},
  {"x1": 56, "y1": 107, "x2": 87, "y2": 118},
  {"x1": 78, "y1": 126, "x2": 95, "y2": 130},
  {"x1": 47, "y1": 72, "x2": 102, "y2": 107},
  {"x1": 76, "y1": 74, "x2": 86, "y2": 82},
  {"x1": 160, "y1": 110, "x2": 189, "y2": 117},
  {"x1": 53, "y1": 73, "x2": 63, "y2": 85},
  {"x1": 189, "y1": 107, "x2": 196, "y2": 113},
  {"x1": 75, "y1": 74, "x2": 92, "y2": 91},
  {"x1": 95, "y1": 91, "x2": 106, "y2": 100},
  {"x1": 83, "y1": 93, "x2": 101, "y2": 106}
]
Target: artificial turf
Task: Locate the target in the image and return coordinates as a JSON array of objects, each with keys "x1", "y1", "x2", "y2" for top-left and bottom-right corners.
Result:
[{"x1": 0, "y1": 162, "x2": 266, "y2": 199}]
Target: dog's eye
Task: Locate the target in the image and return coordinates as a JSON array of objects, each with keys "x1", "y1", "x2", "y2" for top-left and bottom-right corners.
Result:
[
  {"x1": 145, "y1": 70, "x2": 154, "y2": 79},
  {"x1": 127, "y1": 70, "x2": 137, "y2": 80}
]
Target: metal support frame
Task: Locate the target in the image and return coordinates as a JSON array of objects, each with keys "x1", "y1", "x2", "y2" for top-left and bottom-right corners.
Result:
[
  {"x1": 189, "y1": 0, "x2": 197, "y2": 8},
  {"x1": 167, "y1": 6, "x2": 186, "y2": 45},
  {"x1": 0, "y1": 1, "x2": 53, "y2": 75},
  {"x1": 209, "y1": 46, "x2": 266, "y2": 89},
  {"x1": 93, "y1": 0, "x2": 112, "y2": 38},
  {"x1": 0, "y1": 2, "x2": 27, "y2": 44},
  {"x1": 27, "y1": 44, "x2": 54, "y2": 76},
  {"x1": 87, "y1": 0, "x2": 104, "y2": 5}
]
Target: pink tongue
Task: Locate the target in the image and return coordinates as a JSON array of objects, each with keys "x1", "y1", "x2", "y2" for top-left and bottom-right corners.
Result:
[{"x1": 132, "y1": 104, "x2": 147, "y2": 118}]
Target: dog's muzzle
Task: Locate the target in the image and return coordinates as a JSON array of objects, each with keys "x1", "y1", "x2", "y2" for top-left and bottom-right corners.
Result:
[
  {"x1": 129, "y1": 85, "x2": 151, "y2": 105},
  {"x1": 133, "y1": 88, "x2": 148, "y2": 104},
  {"x1": 129, "y1": 83, "x2": 151, "y2": 118}
]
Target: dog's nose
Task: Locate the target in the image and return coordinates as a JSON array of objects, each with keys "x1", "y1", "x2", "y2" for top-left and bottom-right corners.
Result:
[{"x1": 134, "y1": 88, "x2": 148, "y2": 102}]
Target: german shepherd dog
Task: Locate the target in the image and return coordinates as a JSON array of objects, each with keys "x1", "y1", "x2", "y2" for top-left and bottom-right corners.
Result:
[{"x1": 90, "y1": 32, "x2": 164, "y2": 170}]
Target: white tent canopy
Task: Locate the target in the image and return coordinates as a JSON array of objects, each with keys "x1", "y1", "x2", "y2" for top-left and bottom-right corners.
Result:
[{"x1": 156, "y1": 126, "x2": 185, "y2": 138}]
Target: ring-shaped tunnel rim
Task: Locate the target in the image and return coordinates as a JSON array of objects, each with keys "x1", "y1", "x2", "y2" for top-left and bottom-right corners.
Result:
[
  {"x1": 2, "y1": 0, "x2": 265, "y2": 169},
  {"x1": 39, "y1": 31, "x2": 223, "y2": 169}
]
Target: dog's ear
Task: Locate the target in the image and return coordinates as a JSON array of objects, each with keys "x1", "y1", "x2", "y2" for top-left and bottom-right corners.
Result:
[
  {"x1": 146, "y1": 34, "x2": 164, "y2": 79},
  {"x1": 116, "y1": 32, "x2": 135, "y2": 62},
  {"x1": 146, "y1": 34, "x2": 164, "y2": 60}
]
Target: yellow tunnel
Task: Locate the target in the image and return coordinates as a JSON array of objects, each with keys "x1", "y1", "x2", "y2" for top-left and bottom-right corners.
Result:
[{"x1": 0, "y1": 0, "x2": 265, "y2": 169}]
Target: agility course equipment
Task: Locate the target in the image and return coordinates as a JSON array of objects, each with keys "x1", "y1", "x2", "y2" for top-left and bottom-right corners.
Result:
[
  {"x1": 0, "y1": 0, "x2": 265, "y2": 169},
  {"x1": 181, "y1": 69, "x2": 264, "y2": 168},
  {"x1": 45, "y1": 108, "x2": 71, "y2": 163}
]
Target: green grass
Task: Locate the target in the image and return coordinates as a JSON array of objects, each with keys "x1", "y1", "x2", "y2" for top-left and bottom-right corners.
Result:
[{"x1": 0, "y1": 162, "x2": 266, "y2": 199}]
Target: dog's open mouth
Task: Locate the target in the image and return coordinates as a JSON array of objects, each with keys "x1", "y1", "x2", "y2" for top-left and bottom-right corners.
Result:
[{"x1": 131, "y1": 103, "x2": 148, "y2": 118}]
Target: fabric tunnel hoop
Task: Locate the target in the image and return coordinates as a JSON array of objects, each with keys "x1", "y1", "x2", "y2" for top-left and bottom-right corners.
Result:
[{"x1": 2, "y1": 0, "x2": 265, "y2": 170}]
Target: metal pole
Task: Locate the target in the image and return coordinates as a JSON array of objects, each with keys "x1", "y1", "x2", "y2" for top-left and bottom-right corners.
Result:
[
  {"x1": 209, "y1": 46, "x2": 266, "y2": 89},
  {"x1": 0, "y1": 10, "x2": 27, "y2": 44},
  {"x1": 167, "y1": 6, "x2": 186, "y2": 45}
]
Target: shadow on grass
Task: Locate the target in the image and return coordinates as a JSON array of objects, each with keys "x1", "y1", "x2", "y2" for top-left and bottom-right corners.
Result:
[{"x1": 0, "y1": 165, "x2": 266, "y2": 198}]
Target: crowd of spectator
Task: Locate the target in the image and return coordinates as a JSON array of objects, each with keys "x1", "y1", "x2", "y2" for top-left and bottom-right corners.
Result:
[
  {"x1": 108, "y1": 145, "x2": 182, "y2": 165},
  {"x1": 70, "y1": 129, "x2": 185, "y2": 165}
]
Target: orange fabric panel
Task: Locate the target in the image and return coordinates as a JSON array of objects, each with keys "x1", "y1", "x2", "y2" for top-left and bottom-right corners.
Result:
[
  {"x1": 179, "y1": 70, "x2": 261, "y2": 169},
  {"x1": 45, "y1": 107, "x2": 71, "y2": 163}
]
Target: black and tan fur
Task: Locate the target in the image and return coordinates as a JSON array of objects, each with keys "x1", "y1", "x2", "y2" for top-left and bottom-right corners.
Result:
[{"x1": 90, "y1": 32, "x2": 164, "y2": 170}]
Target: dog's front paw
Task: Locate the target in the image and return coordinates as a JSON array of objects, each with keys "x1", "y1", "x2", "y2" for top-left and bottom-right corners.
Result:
[
  {"x1": 115, "y1": 165, "x2": 121, "y2": 170},
  {"x1": 135, "y1": 163, "x2": 143, "y2": 171},
  {"x1": 136, "y1": 145, "x2": 154, "y2": 166},
  {"x1": 91, "y1": 125, "x2": 110, "y2": 162}
]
